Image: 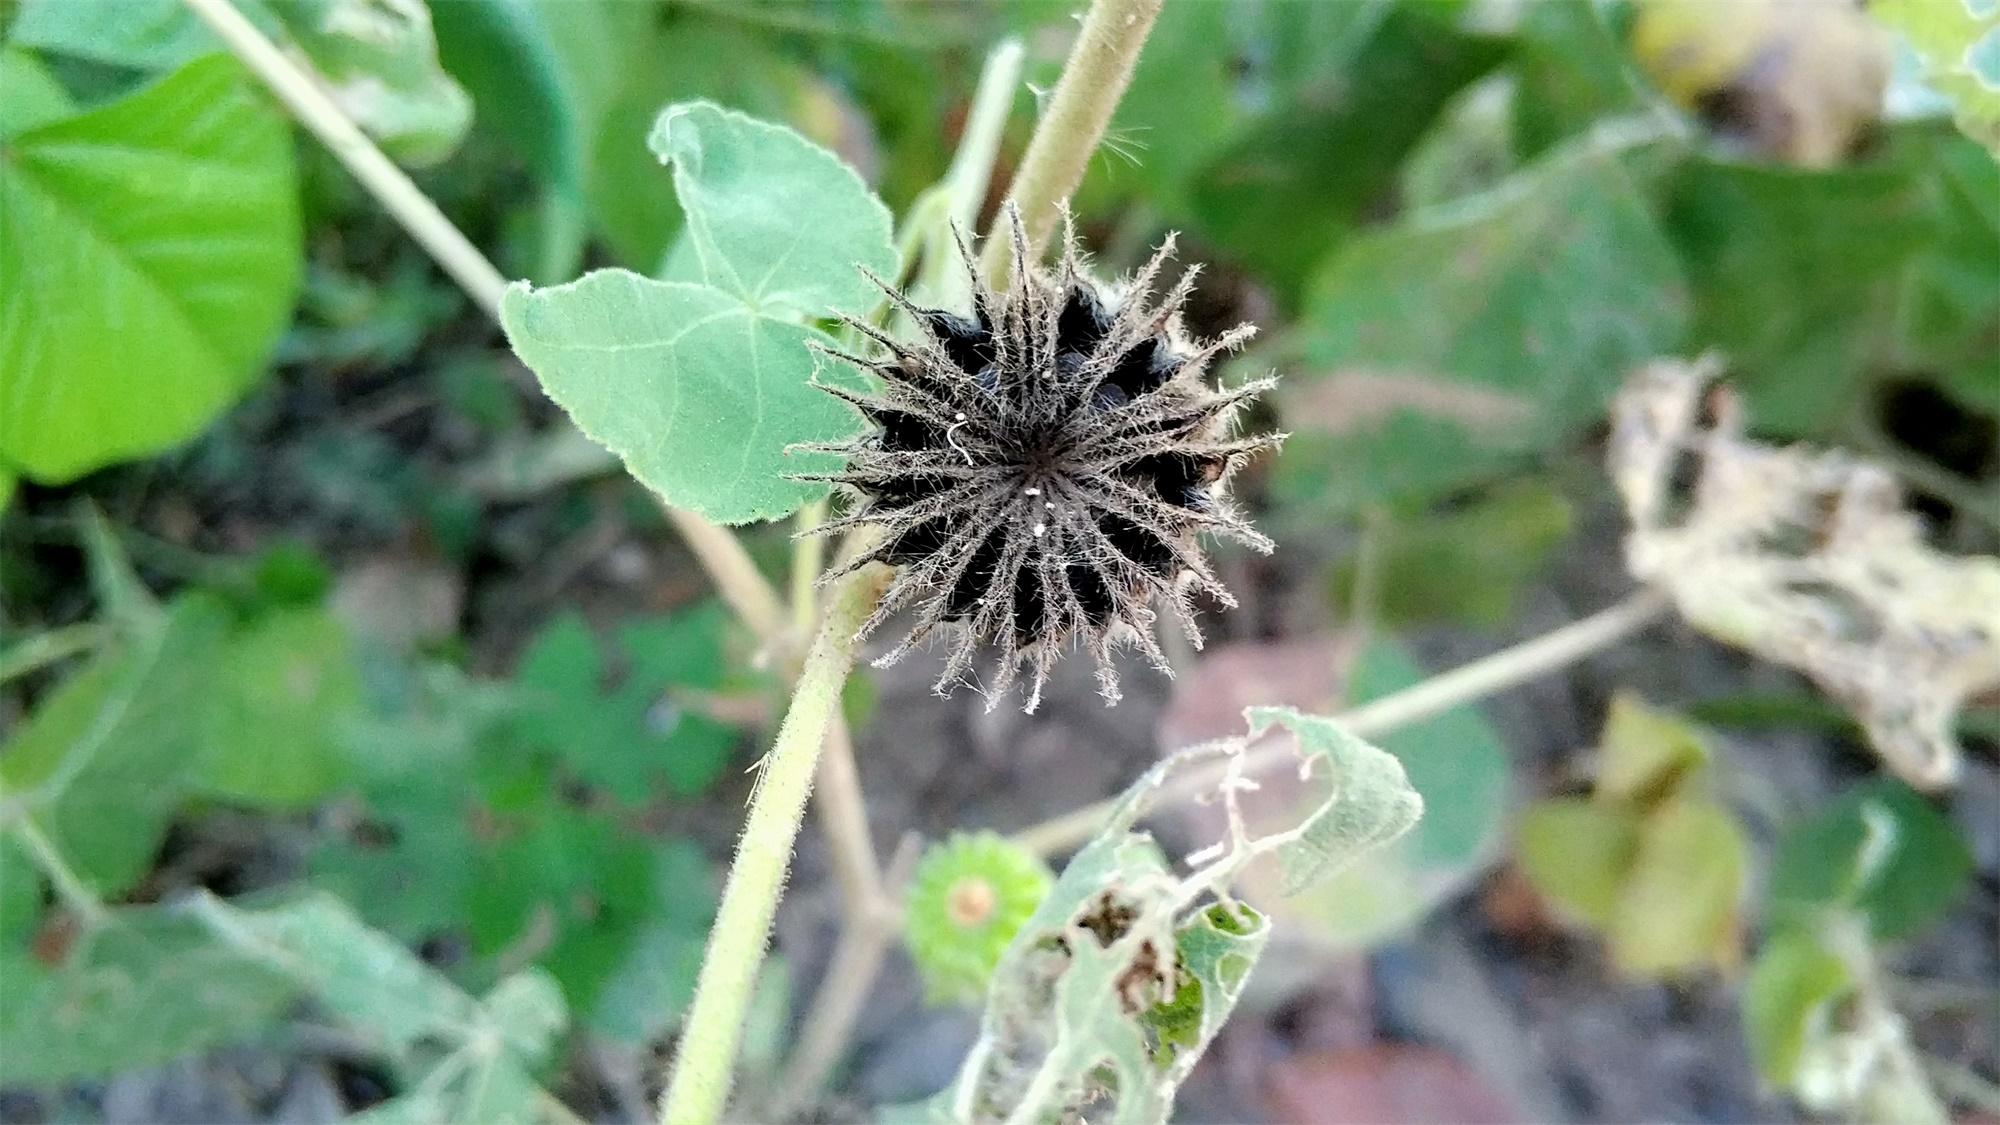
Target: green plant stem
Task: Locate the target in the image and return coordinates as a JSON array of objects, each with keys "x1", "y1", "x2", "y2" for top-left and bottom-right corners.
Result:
[
  {"x1": 0, "y1": 623, "x2": 109, "y2": 686},
  {"x1": 660, "y1": 565, "x2": 889, "y2": 1125},
  {"x1": 179, "y1": 0, "x2": 507, "y2": 318},
  {"x1": 184, "y1": 0, "x2": 795, "y2": 657},
  {"x1": 12, "y1": 815, "x2": 107, "y2": 929},
  {"x1": 980, "y1": 0, "x2": 1163, "y2": 284},
  {"x1": 1013, "y1": 588, "x2": 1674, "y2": 855},
  {"x1": 663, "y1": 507, "x2": 788, "y2": 647}
]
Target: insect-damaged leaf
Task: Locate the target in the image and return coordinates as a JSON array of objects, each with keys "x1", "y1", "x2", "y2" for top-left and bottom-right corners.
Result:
[
  {"x1": 1611, "y1": 358, "x2": 2000, "y2": 789},
  {"x1": 1244, "y1": 707, "x2": 1426, "y2": 894},
  {"x1": 907, "y1": 708, "x2": 1421, "y2": 1122}
]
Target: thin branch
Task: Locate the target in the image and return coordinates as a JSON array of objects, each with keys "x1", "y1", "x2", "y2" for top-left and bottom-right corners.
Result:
[
  {"x1": 663, "y1": 507, "x2": 788, "y2": 647},
  {"x1": 180, "y1": 0, "x2": 507, "y2": 318},
  {"x1": 811, "y1": 717, "x2": 884, "y2": 912},
  {"x1": 183, "y1": 0, "x2": 795, "y2": 662},
  {"x1": 12, "y1": 815, "x2": 108, "y2": 929},
  {"x1": 981, "y1": 0, "x2": 1164, "y2": 284},
  {"x1": 765, "y1": 913, "x2": 899, "y2": 1116},
  {"x1": 0, "y1": 623, "x2": 109, "y2": 686},
  {"x1": 659, "y1": 564, "x2": 892, "y2": 1125},
  {"x1": 1012, "y1": 589, "x2": 1674, "y2": 856}
]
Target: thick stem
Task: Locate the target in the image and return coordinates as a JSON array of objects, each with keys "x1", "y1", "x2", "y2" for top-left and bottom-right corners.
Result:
[
  {"x1": 980, "y1": 0, "x2": 1163, "y2": 284},
  {"x1": 1013, "y1": 589, "x2": 1673, "y2": 856},
  {"x1": 180, "y1": 0, "x2": 507, "y2": 318},
  {"x1": 659, "y1": 566, "x2": 889, "y2": 1125}
]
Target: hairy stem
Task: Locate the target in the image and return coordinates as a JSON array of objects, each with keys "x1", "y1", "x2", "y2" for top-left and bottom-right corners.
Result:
[
  {"x1": 1013, "y1": 589, "x2": 1674, "y2": 855},
  {"x1": 660, "y1": 566, "x2": 890, "y2": 1125},
  {"x1": 180, "y1": 0, "x2": 507, "y2": 317},
  {"x1": 980, "y1": 0, "x2": 1163, "y2": 283}
]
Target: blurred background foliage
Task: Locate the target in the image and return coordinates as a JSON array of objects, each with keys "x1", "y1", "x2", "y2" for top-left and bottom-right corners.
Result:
[{"x1": 0, "y1": 0, "x2": 1995, "y2": 1120}]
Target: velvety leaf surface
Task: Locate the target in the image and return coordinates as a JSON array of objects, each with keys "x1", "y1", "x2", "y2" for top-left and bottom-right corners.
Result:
[
  {"x1": 648, "y1": 100, "x2": 896, "y2": 317},
  {"x1": 502, "y1": 272, "x2": 860, "y2": 524}
]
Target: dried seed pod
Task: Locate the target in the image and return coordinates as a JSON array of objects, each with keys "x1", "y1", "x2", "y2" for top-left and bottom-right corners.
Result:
[{"x1": 797, "y1": 208, "x2": 1280, "y2": 711}]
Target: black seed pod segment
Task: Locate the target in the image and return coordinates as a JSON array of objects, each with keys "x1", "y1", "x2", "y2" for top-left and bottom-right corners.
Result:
[{"x1": 797, "y1": 207, "x2": 1282, "y2": 712}]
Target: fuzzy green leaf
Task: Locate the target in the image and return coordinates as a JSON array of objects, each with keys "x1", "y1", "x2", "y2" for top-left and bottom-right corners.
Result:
[
  {"x1": 501, "y1": 271, "x2": 862, "y2": 524},
  {"x1": 646, "y1": 100, "x2": 896, "y2": 318},
  {"x1": 0, "y1": 55, "x2": 301, "y2": 482},
  {"x1": 1278, "y1": 143, "x2": 1686, "y2": 517}
]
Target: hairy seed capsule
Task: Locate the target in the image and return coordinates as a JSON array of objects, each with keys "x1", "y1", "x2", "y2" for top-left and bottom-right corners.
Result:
[{"x1": 798, "y1": 207, "x2": 1281, "y2": 712}]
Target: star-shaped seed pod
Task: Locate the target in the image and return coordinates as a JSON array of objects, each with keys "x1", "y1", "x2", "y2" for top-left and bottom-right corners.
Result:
[{"x1": 797, "y1": 208, "x2": 1281, "y2": 711}]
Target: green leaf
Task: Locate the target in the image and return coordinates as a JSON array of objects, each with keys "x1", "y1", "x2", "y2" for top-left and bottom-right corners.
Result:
[
  {"x1": 1596, "y1": 692, "x2": 1712, "y2": 806},
  {"x1": 1330, "y1": 482, "x2": 1574, "y2": 627},
  {"x1": 1517, "y1": 798, "x2": 1642, "y2": 928},
  {"x1": 1664, "y1": 154, "x2": 1937, "y2": 433},
  {"x1": 1511, "y1": 0, "x2": 1650, "y2": 156},
  {"x1": 1872, "y1": 0, "x2": 2000, "y2": 152},
  {"x1": 1242, "y1": 707, "x2": 1426, "y2": 894},
  {"x1": 199, "y1": 608, "x2": 364, "y2": 807},
  {"x1": 582, "y1": 19, "x2": 820, "y2": 270},
  {"x1": 1277, "y1": 142, "x2": 1687, "y2": 517},
  {"x1": 1268, "y1": 640, "x2": 1512, "y2": 948},
  {"x1": 0, "y1": 47, "x2": 74, "y2": 138},
  {"x1": 0, "y1": 907, "x2": 298, "y2": 1084},
  {"x1": 510, "y1": 606, "x2": 740, "y2": 801},
  {"x1": 1896, "y1": 128, "x2": 2000, "y2": 411},
  {"x1": 0, "y1": 835, "x2": 43, "y2": 946},
  {"x1": 0, "y1": 55, "x2": 302, "y2": 482},
  {"x1": 192, "y1": 891, "x2": 567, "y2": 1122},
  {"x1": 501, "y1": 271, "x2": 862, "y2": 524},
  {"x1": 9, "y1": 0, "x2": 243, "y2": 71},
  {"x1": 1769, "y1": 778, "x2": 1974, "y2": 941},
  {"x1": 1743, "y1": 930, "x2": 1854, "y2": 1087},
  {"x1": 431, "y1": 0, "x2": 650, "y2": 195},
  {"x1": 193, "y1": 891, "x2": 479, "y2": 1054},
  {"x1": 1186, "y1": 10, "x2": 1511, "y2": 296},
  {"x1": 0, "y1": 595, "x2": 231, "y2": 895},
  {"x1": 267, "y1": 0, "x2": 472, "y2": 166},
  {"x1": 1606, "y1": 796, "x2": 1746, "y2": 975},
  {"x1": 11, "y1": 0, "x2": 468, "y2": 165},
  {"x1": 648, "y1": 100, "x2": 896, "y2": 317}
]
